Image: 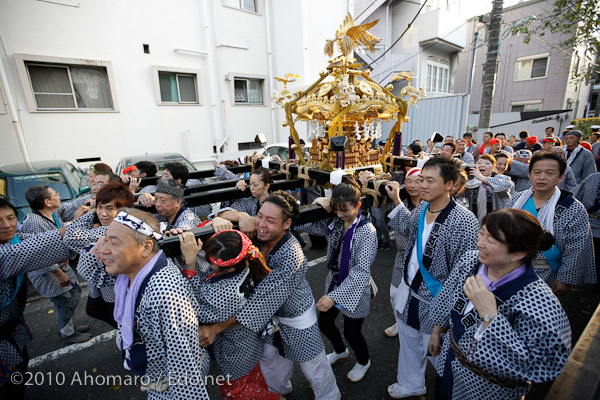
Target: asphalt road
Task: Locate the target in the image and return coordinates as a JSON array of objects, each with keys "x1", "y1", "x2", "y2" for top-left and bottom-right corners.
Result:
[{"x1": 21, "y1": 234, "x2": 600, "y2": 400}]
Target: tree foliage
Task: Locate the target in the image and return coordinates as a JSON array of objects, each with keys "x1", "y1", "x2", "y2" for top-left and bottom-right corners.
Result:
[{"x1": 516, "y1": 0, "x2": 599, "y2": 83}]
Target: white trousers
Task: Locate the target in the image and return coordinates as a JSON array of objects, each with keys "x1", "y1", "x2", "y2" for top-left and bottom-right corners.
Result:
[
  {"x1": 389, "y1": 285, "x2": 399, "y2": 323},
  {"x1": 259, "y1": 343, "x2": 341, "y2": 400},
  {"x1": 396, "y1": 320, "x2": 438, "y2": 391}
]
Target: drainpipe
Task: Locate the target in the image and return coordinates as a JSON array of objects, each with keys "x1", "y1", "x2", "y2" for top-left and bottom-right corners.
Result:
[
  {"x1": 264, "y1": 0, "x2": 279, "y2": 143},
  {"x1": 0, "y1": 32, "x2": 31, "y2": 165},
  {"x1": 203, "y1": 0, "x2": 227, "y2": 159}
]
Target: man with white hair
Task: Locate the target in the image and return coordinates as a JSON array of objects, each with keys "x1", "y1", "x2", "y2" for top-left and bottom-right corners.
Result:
[{"x1": 97, "y1": 208, "x2": 209, "y2": 399}]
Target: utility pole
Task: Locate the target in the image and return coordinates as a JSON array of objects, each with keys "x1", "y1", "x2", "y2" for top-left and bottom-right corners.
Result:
[{"x1": 478, "y1": 0, "x2": 503, "y2": 131}]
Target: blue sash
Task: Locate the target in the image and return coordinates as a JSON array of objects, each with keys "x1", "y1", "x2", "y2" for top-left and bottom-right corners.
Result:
[
  {"x1": 52, "y1": 212, "x2": 61, "y2": 228},
  {"x1": 522, "y1": 197, "x2": 561, "y2": 273},
  {"x1": 1, "y1": 236, "x2": 24, "y2": 311},
  {"x1": 416, "y1": 205, "x2": 442, "y2": 297}
]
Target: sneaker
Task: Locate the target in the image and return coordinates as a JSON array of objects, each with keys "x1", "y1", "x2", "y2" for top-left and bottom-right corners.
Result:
[
  {"x1": 280, "y1": 380, "x2": 293, "y2": 395},
  {"x1": 326, "y1": 348, "x2": 350, "y2": 365},
  {"x1": 347, "y1": 359, "x2": 371, "y2": 382},
  {"x1": 75, "y1": 324, "x2": 91, "y2": 333},
  {"x1": 384, "y1": 322, "x2": 398, "y2": 338},
  {"x1": 387, "y1": 383, "x2": 426, "y2": 399},
  {"x1": 62, "y1": 332, "x2": 92, "y2": 344}
]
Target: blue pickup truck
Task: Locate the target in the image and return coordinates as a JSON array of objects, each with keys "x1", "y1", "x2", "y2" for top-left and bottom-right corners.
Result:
[{"x1": 0, "y1": 160, "x2": 90, "y2": 221}]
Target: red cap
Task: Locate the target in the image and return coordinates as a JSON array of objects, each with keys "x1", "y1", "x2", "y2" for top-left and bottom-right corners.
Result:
[
  {"x1": 488, "y1": 138, "x2": 501, "y2": 146},
  {"x1": 580, "y1": 142, "x2": 592, "y2": 151},
  {"x1": 123, "y1": 165, "x2": 137, "y2": 174},
  {"x1": 526, "y1": 136, "x2": 538, "y2": 145}
]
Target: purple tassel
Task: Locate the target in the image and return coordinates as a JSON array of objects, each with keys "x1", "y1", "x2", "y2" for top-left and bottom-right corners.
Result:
[
  {"x1": 392, "y1": 131, "x2": 402, "y2": 156},
  {"x1": 288, "y1": 136, "x2": 295, "y2": 160}
]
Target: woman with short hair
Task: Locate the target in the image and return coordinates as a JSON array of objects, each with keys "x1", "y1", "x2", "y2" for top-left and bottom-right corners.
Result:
[{"x1": 428, "y1": 209, "x2": 571, "y2": 400}]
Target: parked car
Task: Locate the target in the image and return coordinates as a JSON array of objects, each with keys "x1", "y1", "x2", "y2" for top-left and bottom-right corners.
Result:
[
  {"x1": 258, "y1": 142, "x2": 308, "y2": 161},
  {"x1": 114, "y1": 153, "x2": 197, "y2": 176},
  {"x1": 0, "y1": 160, "x2": 90, "y2": 221}
]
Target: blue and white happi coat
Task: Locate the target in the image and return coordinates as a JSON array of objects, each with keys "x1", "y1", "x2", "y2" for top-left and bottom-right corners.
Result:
[
  {"x1": 188, "y1": 256, "x2": 264, "y2": 380},
  {"x1": 573, "y1": 172, "x2": 600, "y2": 238},
  {"x1": 116, "y1": 259, "x2": 210, "y2": 400},
  {"x1": 64, "y1": 212, "x2": 115, "y2": 301},
  {"x1": 430, "y1": 250, "x2": 571, "y2": 400},
  {"x1": 21, "y1": 211, "x2": 78, "y2": 298},
  {"x1": 299, "y1": 215, "x2": 378, "y2": 319},
  {"x1": 511, "y1": 190, "x2": 596, "y2": 287},
  {"x1": 0, "y1": 231, "x2": 70, "y2": 368},
  {"x1": 387, "y1": 199, "x2": 479, "y2": 335},
  {"x1": 235, "y1": 231, "x2": 325, "y2": 363}
]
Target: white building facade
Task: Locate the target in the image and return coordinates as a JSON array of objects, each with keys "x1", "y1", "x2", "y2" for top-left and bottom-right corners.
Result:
[{"x1": 0, "y1": 0, "x2": 348, "y2": 167}]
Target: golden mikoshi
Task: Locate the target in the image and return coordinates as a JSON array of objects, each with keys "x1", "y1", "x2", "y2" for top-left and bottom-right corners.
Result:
[{"x1": 271, "y1": 13, "x2": 426, "y2": 171}]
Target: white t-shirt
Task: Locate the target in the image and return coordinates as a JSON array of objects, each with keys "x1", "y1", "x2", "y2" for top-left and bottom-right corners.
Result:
[{"x1": 406, "y1": 219, "x2": 434, "y2": 285}]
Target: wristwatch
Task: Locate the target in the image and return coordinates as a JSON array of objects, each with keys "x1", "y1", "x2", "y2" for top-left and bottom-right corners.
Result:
[{"x1": 482, "y1": 314, "x2": 497, "y2": 323}]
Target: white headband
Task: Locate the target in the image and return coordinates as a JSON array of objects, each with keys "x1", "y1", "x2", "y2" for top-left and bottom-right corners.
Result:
[{"x1": 113, "y1": 211, "x2": 166, "y2": 243}]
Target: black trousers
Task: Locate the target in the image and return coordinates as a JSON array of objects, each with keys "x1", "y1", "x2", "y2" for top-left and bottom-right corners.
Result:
[
  {"x1": 318, "y1": 307, "x2": 370, "y2": 365},
  {"x1": 86, "y1": 295, "x2": 117, "y2": 328}
]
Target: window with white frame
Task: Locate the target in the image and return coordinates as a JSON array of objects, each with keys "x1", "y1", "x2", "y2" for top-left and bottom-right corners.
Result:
[
  {"x1": 234, "y1": 78, "x2": 263, "y2": 104},
  {"x1": 152, "y1": 67, "x2": 202, "y2": 106},
  {"x1": 14, "y1": 54, "x2": 118, "y2": 112},
  {"x1": 25, "y1": 62, "x2": 113, "y2": 110},
  {"x1": 511, "y1": 101, "x2": 542, "y2": 112},
  {"x1": 515, "y1": 54, "x2": 549, "y2": 81},
  {"x1": 426, "y1": 57, "x2": 450, "y2": 94},
  {"x1": 223, "y1": 0, "x2": 256, "y2": 12},
  {"x1": 158, "y1": 72, "x2": 198, "y2": 104}
]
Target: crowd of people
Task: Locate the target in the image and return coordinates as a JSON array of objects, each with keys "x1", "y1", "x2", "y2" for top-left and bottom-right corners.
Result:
[{"x1": 0, "y1": 125, "x2": 599, "y2": 400}]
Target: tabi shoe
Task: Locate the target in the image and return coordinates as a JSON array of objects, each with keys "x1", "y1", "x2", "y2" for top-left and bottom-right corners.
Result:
[
  {"x1": 327, "y1": 348, "x2": 350, "y2": 365},
  {"x1": 384, "y1": 322, "x2": 398, "y2": 338},
  {"x1": 280, "y1": 380, "x2": 293, "y2": 395},
  {"x1": 62, "y1": 332, "x2": 92, "y2": 344},
  {"x1": 75, "y1": 324, "x2": 91, "y2": 333},
  {"x1": 387, "y1": 383, "x2": 426, "y2": 399},
  {"x1": 347, "y1": 359, "x2": 371, "y2": 382}
]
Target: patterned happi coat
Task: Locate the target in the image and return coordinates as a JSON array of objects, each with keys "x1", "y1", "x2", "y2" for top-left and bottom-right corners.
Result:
[
  {"x1": 430, "y1": 250, "x2": 571, "y2": 400},
  {"x1": 188, "y1": 257, "x2": 264, "y2": 380},
  {"x1": 0, "y1": 231, "x2": 69, "y2": 368},
  {"x1": 117, "y1": 257, "x2": 210, "y2": 400},
  {"x1": 388, "y1": 199, "x2": 479, "y2": 334},
  {"x1": 155, "y1": 206, "x2": 200, "y2": 230},
  {"x1": 209, "y1": 196, "x2": 261, "y2": 219},
  {"x1": 573, "y1": 172, "x2": 600, "y2": 239},
  {"x1": 21, "y1": 211, "x2": 78, "y2": 298},
  {"x1": 464, "y1": 174, "x2": 514, "y2": 222},
  {"x1": 235, "y1": 231, "x2": 325, "y2": 362},
  {"x1": 64, "y1": 212, "x2": 115, "y2": 301},
  {"x1": 511, "y1": 190, "x2": 596, "y2": 287},
  {"x1": 299, "y1": 216, "x2": 378, "y2": 319}
]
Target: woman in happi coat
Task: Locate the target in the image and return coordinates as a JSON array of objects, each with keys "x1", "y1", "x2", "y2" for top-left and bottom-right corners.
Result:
[
  {"x1": 64, "y1": 181, "x2": 135, "y2": 327},
  {"x1": 428, "y1": 209, "x2": 571, "y2": 400},
  {"x1": 209, "y1": 167, "x2": 273, "y2": 229},
  {"x1": 300, "y1": 178, "x2": 378, "y2": 383},
  {"x1": 464, "y1": 154, "x2": 513, "y2": 225},
  {"x1": 178, "y1": 229, "x2": 282, "y2": 400}
]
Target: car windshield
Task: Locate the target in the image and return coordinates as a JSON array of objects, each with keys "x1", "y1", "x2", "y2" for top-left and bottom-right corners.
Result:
[
  {"x1": 155, "y1": 159, "x2": 196, "y2": 173},
  {"x1": 0, "y1": 172, "x2": 73, "y2": 207}
]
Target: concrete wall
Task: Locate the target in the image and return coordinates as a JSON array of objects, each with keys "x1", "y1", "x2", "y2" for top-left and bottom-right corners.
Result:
[{"x1": 0, "y1": 0, "x2": 348, "y2": 168}]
